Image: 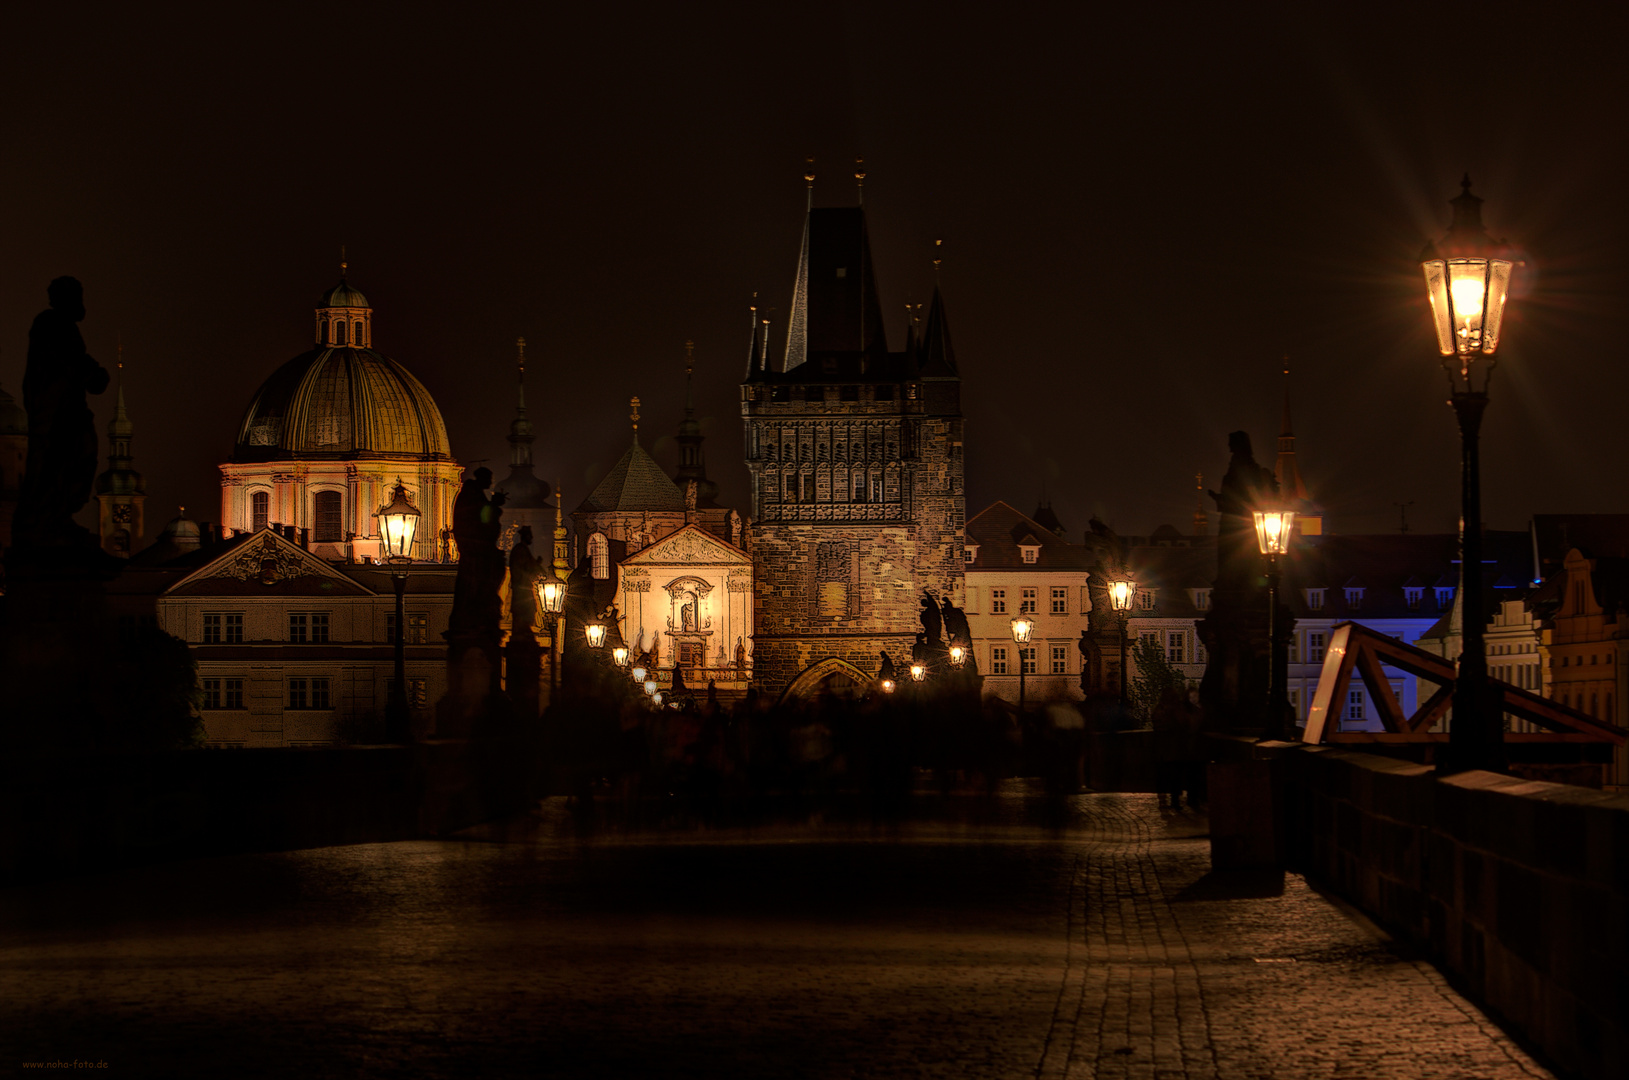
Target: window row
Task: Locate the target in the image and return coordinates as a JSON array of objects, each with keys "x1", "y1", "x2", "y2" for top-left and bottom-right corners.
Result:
[
  {"x1": 987, "y1": 644, "x2": 1071, "y2": 676},
  {"x1": 199, "y1": 610, "x2": 428, "y2": 643},
  {"x1": 761, "y1": 467, "x2": 903, "y2": 504},
  {"x1": 200, "y1": 677, "x2": 429, "y2": 710},
  {"x1": 985, "y1": 587, "x2": 1074, "y2": 615},
  {"x1": 317, "y1": 316, "x2": 368, "y2": 348},
  {"x1": 247, "y1": 490, "x2": 347, "y2": 542},
  {"x1": 757, "y1": 384, "x2": 901, "y2": 403}
]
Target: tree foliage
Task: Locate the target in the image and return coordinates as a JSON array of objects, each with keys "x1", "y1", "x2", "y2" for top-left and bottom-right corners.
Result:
[{"x1": 1128, "y1": 634, "x2": 1190, "y2": 726}]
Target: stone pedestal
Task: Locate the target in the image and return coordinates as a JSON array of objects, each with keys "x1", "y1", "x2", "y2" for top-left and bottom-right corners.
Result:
[
  {"x1": 1, "y1": 546, "x2": 121, "y2": 751},
  {"x1": 435, "y1": 632, "x2": 502, "y2": 738},
  {"x1": 505, "y1": 629, "x2": 544, "y2": 724}
]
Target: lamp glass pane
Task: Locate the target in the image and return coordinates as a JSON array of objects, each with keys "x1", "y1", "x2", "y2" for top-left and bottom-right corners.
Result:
[
  {"x1": 1421, "y1": 260, "x2": 1455, "y2": 356},
  {"x1": 1481, "y1": 260, "x2": 1513, "y2": 354},
  {"x1": 1447, "y1": 259, "x2": 1490, "y2": 354}
]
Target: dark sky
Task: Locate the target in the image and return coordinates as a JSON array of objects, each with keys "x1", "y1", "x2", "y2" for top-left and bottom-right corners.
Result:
[{"x1": 4, "y1": 1, "x2": 1626, "y2": 541}]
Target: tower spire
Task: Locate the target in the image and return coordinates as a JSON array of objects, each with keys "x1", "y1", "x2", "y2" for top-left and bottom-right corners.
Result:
[
  {"x1": 805, "y1": 157, "x2": 815, "y2": 211},
  {"x1": 855, "y1": 158, "x2": 865, "y2": 205},
  {"x1": 1274, "y1": 361, "x2": 1308, "y2": 502},
  {"x1": 507, "y1": 337, "x2": 534, "y2": 470},
  {"x1": 1192, "y1": 472, "x2": 1209, "y2": 536},
  {"x1": 95, "y1": 342, "x2": 145, "y2": 557},
  {"x1": 340, "y1": 244, "x2": 347, "y2": 279},
  {"x1": 629, "y1": 395, "x2": 641, "y2": 443}
]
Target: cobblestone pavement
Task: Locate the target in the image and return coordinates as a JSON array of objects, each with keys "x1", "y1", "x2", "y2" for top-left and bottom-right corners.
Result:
[{"x1": 1, "y1": 793, "x2": 1555, "y2": 1079}]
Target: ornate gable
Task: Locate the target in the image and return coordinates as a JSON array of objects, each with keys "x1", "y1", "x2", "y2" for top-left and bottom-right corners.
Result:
[
  {"x1": 166, "y1": 529, "x2": 375, "y2": 596},
  {"x1": 624, "y1": 524, "x2": 749, "y2": 567}
]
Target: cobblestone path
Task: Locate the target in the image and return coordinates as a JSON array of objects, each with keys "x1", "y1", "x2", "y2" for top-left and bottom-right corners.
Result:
[{"x1": 1, "y1": 793, "x2": 1555, "y2": 1079}]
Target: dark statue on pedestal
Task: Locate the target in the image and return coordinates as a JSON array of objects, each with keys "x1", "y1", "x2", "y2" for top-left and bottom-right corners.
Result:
[
  {"x1": 508, "y1": 525, "x2": 541, "y2": 635},
  {"x1": 919, "y1": 590, "x2": 943, "y2": 646},
  {"x1": 439, "y1": 467, "x2": 509, "y2": 736},
  {"x1": 1196, "y1": 431, "x2": 1280, "y2": 733},
  {"x1": 940, "y1": 597, "x2": 971, "y2": 649},
  {"x1": 505, "y1": 526, "x2": 544, "y2": 722},
  {"x1": 14, "y1": 277, "x2": 110, "y2": 551}
]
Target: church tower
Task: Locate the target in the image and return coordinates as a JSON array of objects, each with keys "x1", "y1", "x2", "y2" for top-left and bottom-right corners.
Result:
[
  {"x1": 741, "y1": 175, "x2": 966, "y2": 698},
  {"x1": 498, "y1": 337, "x2": 554, "y2": 545},
  {"x1": 1274, "y1": 366, "x2": 1322, "y2": 536},
  {"x1": 95, "y1": 358, "x2": 146, "y2": 557}
]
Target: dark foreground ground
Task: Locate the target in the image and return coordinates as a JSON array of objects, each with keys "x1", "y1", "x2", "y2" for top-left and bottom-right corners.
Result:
[{"x1": 1, "y1": 788, "x2": 1555, "y2": 1079}]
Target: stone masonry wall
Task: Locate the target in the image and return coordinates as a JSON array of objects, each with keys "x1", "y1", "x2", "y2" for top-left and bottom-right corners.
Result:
[{"x1": 1289, "y1": 745, "x2": 1629, "y2": 1080}]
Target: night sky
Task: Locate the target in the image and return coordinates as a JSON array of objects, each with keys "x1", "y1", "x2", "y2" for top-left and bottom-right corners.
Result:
[{"x1": 4, "y1": 2, "x2": 1626, "y2": 542}]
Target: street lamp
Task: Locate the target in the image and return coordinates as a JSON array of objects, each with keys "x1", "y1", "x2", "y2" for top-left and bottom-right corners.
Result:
[
  {"x1": 948, "y1": 643, "x2": 967, "y2": 668},
  {"x1": 1420, "y1": 176, "x2": 1514, "y2": 774},
  {"x1": 378, "y1": 479, "x2": 420, "y2": 743},
  {"x1": 881, "y1": 678, "x2": 896, "y2": 694},
  {"x1": 631, "y1": 665, "x2": 648, "y2": 683},
  {"x1": 1010, "y1": 613, "x2": 1034, "y2": 714},
  {"x1": 1253, "y1": 506, "x2": 1297, "y2": 740},
  {"x1": 584, "y1": 621, "x2": 607, "y2": 650},
  {"x1": 910, "y1": 662, "x2": 927, "y2": 683},
  {"x1": 535, "y1": 571, "x2": 567, "y2": 702},
  {"x1": 612, "y1": 645, "x2": 629, "y2": 668},
  {"x1": 1107, "y1": 574, "x2": 1136, "y2": 712}
]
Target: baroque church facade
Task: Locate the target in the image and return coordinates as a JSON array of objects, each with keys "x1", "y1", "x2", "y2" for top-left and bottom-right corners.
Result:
[{"x1": 742, "y1": 199, "x2": 967, "y2": 698}]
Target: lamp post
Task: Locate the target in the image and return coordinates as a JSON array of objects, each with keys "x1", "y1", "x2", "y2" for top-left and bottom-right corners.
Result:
[
  {"x1": 378, "y1": 479, "x2": 421, "y2": 743},
  {"x1": 1010, "y1": 613, "x2": 1034, "y2": 714},
  {"x1": 1107, "y1": 575, "x2": 1136, "y2": 712},
  {"x1": 584, "y1": 620, "x2": 607, "y2": 650},
  {"x1": 1253, "y1": 506, "x2": 1296, "y2": 740},
  {"x1": 1421, "y1": 176, "x2": 1514, "y2": 774},
  {"x1": 535, "y1": 572, "x2": 566, "y2": 702}
]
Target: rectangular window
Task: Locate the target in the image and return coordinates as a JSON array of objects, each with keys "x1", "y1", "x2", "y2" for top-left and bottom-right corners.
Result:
[
  {"x1": 311, "y1": 677, "x2": 331, "y2": 709},
  {"x1": 224, "y1": 678, "x2": 243, "y2": 709},
  {"x1": 964, "y1": 548, "x2": 976, "y2": 564},
  {"x1": 1345, "y1": 689, "x2": 1365, "y2": 721},
  {"x1": 991, "y1": 646, "x2": 1008, "y2": 675},
  {"x1": 1405, "y1": 588, "x2": 1423, "y2": 610},
  {"x1": 225, "y1": 613, "x2": 243, "y2": 644},
  {"x1": 251, "y1": 491, "x2": 270, "y2": 532},
  {"x1": 1051, "y1": 587, "x2": 1067, "y2": 614},
  {"x1": 1137, "y1": 590, "x2": 1155, "y2": 611},
  {"x1": 202, "y1": 678, "x2": 221, "y2": 709},
  {"x1": 1166, "y1": 631, "x2": 1185, "y2": 664},
  {"x1": 388, "y1": 612, "x2": 424, "y2": 644},
  {"x1": 1306, "y1": 589, "x2": 1325, "y2": 611},
  {"x1": 289, "y1": 614, "x2": 308, "y2": 644},
  {"x1": 1193, "y1": 589, "x2": 1211, "y2": 611},
  {"x1": 1050, "y1": 644, "x2": 1067, "y2": 674},
  {"x1": 1021, "y1": 647, "x2": 1037, "y2": 675},
  {"x1": 1307, "y1": 632, "x2": 1326, "y2": 663},
  {"x1": 1345, "y1": 588, "x2": 1363, "y2": 610},
  {"x1": 990, "y1": 588, "x2": 1007, "y2": 614},
  {"x1": 1020, "y1": 587, "x2": 1038, "y2": 614},
  {"x1": 1021, "y1": 547, "x2": 1038, "y2": 564},
  {"x1": 289, "y1": 678, "x2": 308, "y2": 709},
  {"x1": 407, "y1": 678, "x2": 428, "y2": 708},
  {"x1": 1436, "y1": 588, "x2": 1454, "y2": 608},
  {"x1": 1289, "y1": 687, "x2": 1302, "y2": 719},
  {"x1": 203, "y1": 614, "x2": 222, "y2": 644},
  {"x1": 310, "y1": 613, "x2": 329, "y2": 644}
]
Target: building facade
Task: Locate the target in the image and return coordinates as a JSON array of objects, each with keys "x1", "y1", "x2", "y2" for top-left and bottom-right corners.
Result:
[
  {"x1": 219, "y1": 277, "x2": 462, "y2": 563},
  {"x1": 962, "y1": 501, "x2": 1093, "y2": 705},
  {"x1": 742, "y1": 201, "x2": 966, "y2": 699},
  {"x1": 157, "y1": 527, "x2": 452, "y2": 746}
]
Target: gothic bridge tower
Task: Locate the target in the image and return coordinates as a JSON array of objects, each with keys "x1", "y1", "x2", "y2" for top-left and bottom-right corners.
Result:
[{"x1": 741, "y1": 179, "x2": 966, "y2": 698}]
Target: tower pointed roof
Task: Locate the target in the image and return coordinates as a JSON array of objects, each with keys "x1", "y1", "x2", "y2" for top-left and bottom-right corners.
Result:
[
  {"x1": 96, "y1": 362, "x2": 143, "y2": 498},
  {"x1": 579, "y1": 438, "x2": 687, "y2": 514},
  {"x1": 1275, "y1": 366, "x2": 1308, "y2": 503},
  {"x1": 783, "y1": 206, "x2": 887, "y2": 374},
  {"x1": 502, "y1": 337, "x2": 550, "y2": 508},
  {"x1": 917, "y1": 286, "x2": 958, "y2": 377}
]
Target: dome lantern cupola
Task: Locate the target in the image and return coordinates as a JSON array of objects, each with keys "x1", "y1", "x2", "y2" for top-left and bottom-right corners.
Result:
[{"x1": 315, "y1": 260, "x2": 372, "y2": 348}]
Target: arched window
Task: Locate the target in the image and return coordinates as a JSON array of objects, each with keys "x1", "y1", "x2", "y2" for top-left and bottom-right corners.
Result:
[
  {"x1": 316, "y1": 316, "x2": 327, "y2": 343},
  {"x1": 251, "y1": 491, "x2": 270, "y2": 531},
  {"x1": 353, "y1": 320, "x2": 364, "y2": 346},
  {"x1": 589, "y1": 532, "x2": 610, "y2": 579},
  {"x1": 313, "y1": 490, "x2": 343, "y2": 543}
]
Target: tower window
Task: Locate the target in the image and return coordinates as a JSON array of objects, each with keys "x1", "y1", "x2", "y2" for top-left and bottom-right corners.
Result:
[
  {"x1": 313, "y1": 490, "x2": 343, "y2": 543},
  {"x1": 353, "y1": 320, "x2": 364, "y2": 346},
  {"x1": 251, "y1": 491, "x2": 270, "y2": 531},
  {"x1": 335, "y1": 320, "x2": 347, "y2": 345},
  {"x1": 589, "y1": 533, "x2": 610, "y2": 579}
]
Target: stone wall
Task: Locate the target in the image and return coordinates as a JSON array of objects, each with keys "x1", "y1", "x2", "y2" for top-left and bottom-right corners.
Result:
[{"x1": 1289, "y1": 746, "x2": 1629, "y2": 1080}]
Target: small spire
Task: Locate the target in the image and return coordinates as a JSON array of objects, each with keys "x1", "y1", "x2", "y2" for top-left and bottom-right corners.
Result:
[
  {"x1": 340, "y1": 244, "x2": 348, "y2": 279},
  {"x1": 1281, "y1": 358, "x2": 1293, "y2": 436},
  {"x1": 684, "y1": 339, "x2": 694, "y2": 379},
  {"x1": 1192, "y1": 472, "x2": 1209, "y2": 536},
  {"x1": 855, "y1": 157, "x2": 865, "y2": 205},
  {"x1": 682, "y1": 340, "x2": 696, "y2": 417},
  {"x1": 933, "y1": 239, "x2": 943, "y2": 283},
  {"x1": 630, "y1": 395, "x2": 641, "y2": 439},
  {"x1": 805, "y1": 157, "x2": 815, "y2": 211}
]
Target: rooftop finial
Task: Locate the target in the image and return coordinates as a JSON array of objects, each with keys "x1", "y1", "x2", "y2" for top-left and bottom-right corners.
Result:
[
  {"x1": 517, "y1": 336, "x2": 526, "y2": 377},
  {"x1": 684, "y1": 339, "x2": 694, "y2": 379},
  {"x1": 630, "y1": 395, "x2": 641, "y2": 437},
  {"x1": 855, "y1": 157, "x2": 865, "y2": 205},
  {"x1": 1461, "y1": 172, "x2": 1473, "y2": 195},
  {"x1": 805, "y1": 157, "x2": 815, "y2": 210},
  {"x1": 933, "y1": 238, "x2": 943, "y2": 282},
  {"x1": 340, "y1": 244, "x2": 347, "y2": 279}
]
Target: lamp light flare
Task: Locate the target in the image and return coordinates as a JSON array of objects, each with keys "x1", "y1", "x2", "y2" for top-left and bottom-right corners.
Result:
[
  {"x1": 949, "y1": 644, "x2": 967, "y2": 667},
  {"x1": 881, "y1": 678, "x2": 896, "y2": 694},
  {"x1": 1009, "y1": 614, "x2": 1034, "y2": 644},
  {"x1": 910, "y1": 662, "x2": 927, "y2": 682},
  {"x1": 644, "y1": 679, "x2": 659, "y2": 696},
  {"x1": 631, "y1": 666, "x2": 647, "y2": 682},
  {"x1": 1108, "y1": 578, "x2": 1136, "y2": 612},
  {"x1": 584, "y1": 622, "x2": 607, "y2": 649},
  {"x1": 1253, "y1": 508, "x2": 1296, "y2": 556},
  {"x1": 612, "y1": 645, "x2": 629, "y2": 667},
  {"x1": 537, "y1": 576, "x2": 566, "y2": 615}
]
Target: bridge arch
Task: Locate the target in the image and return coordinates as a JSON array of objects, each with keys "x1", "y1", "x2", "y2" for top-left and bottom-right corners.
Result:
[{"x1": 781, "y1": 656, "x2": 875, "y2": 703}]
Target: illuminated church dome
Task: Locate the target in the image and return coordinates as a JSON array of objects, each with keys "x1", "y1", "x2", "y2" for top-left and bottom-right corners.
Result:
[
  {"x1": 219, "y1": 275, "x2": 462, "y2": 562},
  {"x1": 232, "y1": 281, "x2": 452, "y2": 463}
]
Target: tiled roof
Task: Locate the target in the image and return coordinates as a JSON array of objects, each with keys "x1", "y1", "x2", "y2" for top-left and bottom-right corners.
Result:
[
  {"x1": 578, "y1": 438, "x2": 686, "y2": 514},
  {"x1": 966, "y1": 501, "x2": 1094, "y2": 569}
]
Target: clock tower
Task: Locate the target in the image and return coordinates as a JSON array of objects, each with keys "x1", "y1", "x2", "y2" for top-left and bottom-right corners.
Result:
[{"x1": 94, "y1": 366, "x2": 146, "y2": 557}]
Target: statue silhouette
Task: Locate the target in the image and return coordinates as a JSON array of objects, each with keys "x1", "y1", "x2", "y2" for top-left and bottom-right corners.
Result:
[
  {"x1": 939, "y1": 597, "x2": 972, "y2": 647},
  {"x1": 919, "y1": 589, "x2": 943, "y2": 645},
  {"x1": 15, "y1": 277, "x2": 109, "y2": 549},
  {"x1": 449, "y1": 466, "x2": 506, "y2": 639},
  {"x1": 508, "y1": 525, "x2": 541, "y2": 633}
]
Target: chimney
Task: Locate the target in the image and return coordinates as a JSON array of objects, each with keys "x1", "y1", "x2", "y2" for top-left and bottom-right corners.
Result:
[{"x1": 299, "y1": 527, "x2": 310, "y2": 550}]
